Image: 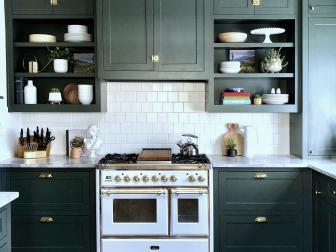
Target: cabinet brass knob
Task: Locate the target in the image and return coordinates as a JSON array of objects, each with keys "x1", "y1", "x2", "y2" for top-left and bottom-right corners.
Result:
[
  {"x1": 161, "y1": 175, "x2": 168, "y2": 182},
  {"x1": 124, "y1": 176, "x2": 130, "y2": 182},
  {"x1": 143, "y1": 176, "x2": 149, "y2": 183},
  {"x1": 133, "y1": 176, "x2": 140, "y2": 182},
  {"x1": 255, "y1": 216, "x2": 267, "y2": 223},
  {"x1": 170, "y1": 176, "x2": 177, "y2": 182},
  {"x1": 198, "y1": 176, "x2": 206, "y2": 182},
  {"x1": 188, "y1": 175, "x2": 196, "y2": 182},
  {"x1": 310, "y1": 5, "x2": 315, "y2": 11},
  {"x1": 151, "y1": 55, "x2": 160, "y2": 63},
  {"x1": 40, "y1": 217, "x2": 54, "y2": 223},
  {"x1": 252, "y1": 0, "x2": 261, "y2": 6},
  {"x1": 50, "y1": 0, "x2": 58, "y2": 6},
  {"x1": 38, "y1": 173, "x2": 52, "y2": 179},
  {"x1": 114, "y1": 176, "x2": 121, "y2": 182},
  {"x1": 255, "y1": 172, "x2": 267, "y2": 179}
]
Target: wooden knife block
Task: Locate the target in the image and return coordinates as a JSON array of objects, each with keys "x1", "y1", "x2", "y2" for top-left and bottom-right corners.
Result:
[{"x1": 16, "y1": 137, "x2": 51, "y2": 159}]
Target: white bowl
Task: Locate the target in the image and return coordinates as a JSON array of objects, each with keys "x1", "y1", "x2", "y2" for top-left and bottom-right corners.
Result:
[
  {"x1": 220, "y1": 61, "x2": 241, "y2": 68},
  {"x1": 218, "y1": 32, "x2": 247, "y2": 43},
  {"x1": 68, "y1": 25, "x2": 88, "y2": 34},
  {"x1": 219, "y1": 67, "x2": 241, "y2": 74},
  {"x1": 29, "y1": 34, "x2": 56, "y2": 43}
]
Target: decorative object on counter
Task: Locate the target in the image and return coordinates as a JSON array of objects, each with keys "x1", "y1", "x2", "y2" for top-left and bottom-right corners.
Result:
[
  {"x1": 66, "y1": 130, "x2": 87, "y2": 157},
  {"x1": 63, "y1": 83, "x2": 80, "y2": 104},
  {"x1": 243, "y1": 125, "x2": 257, "y2": 157},
  {"x1": 84, "y1": 125, "x2": 103, "y2": 158},
  {"x1": 22, "y1": 55, "x2": 39, "y2": 73},
  {"x1": 250, "y1": 27, "x2": 286, "y2": 43},
  {"x1": 271, "y1": 88, "x2": 276, "y2": 94},
  {"x1": 253, "y1": 94, "x2": 262, "y2": 105},
  {"x1": 17, "y1": 127, "x2": 55, "y2": 159},
  {"x1": 48, "y1": 47, "x2": 73, "y2": 73},
  {"x1": 24, "y1": 80, "x2": 37, "y2": 104},
  {"x1": 223, "y1": 123, "x2": 244, "y2": 156},
  {"x1": 70, "y1": 136, "x2": 85, "y2": 159},
  {"x1": 222, "y1": 90, "x2": 251, "y2": 105},
  {"x1": 177, "y1": 134, "x2": 199, "y2": 156},
  {"x1": 218, "y1": 32, "x2": 247, "y2": 43},
  {"x1": 276, "y1": 88, "x2": 281, "y2": 94},
  {"x1": 15, "y1": 77, "x2": 26, "y2": 104},
  {"x1": 262, "y1": 93, "x2": 289, "y2": 105},
  {"x1": 48, "y1": 88, "x2": 62, "y2": 104},
  {"x1": 230, "y1": 49, "x2": 256, "y2": 73},
  {"x1": 29, "y1": 34, "x2": 56, "y2": 43},
  {"x1": 219, "y1": 61, "x2": 241, "y2": 74},
  {"x1": 78, "y1": 84, "x2": 94, "y2": 105},
  {"x1": 73, "y1": 53, "x2": 95, "y2": 73},
  {"x1": 261, "y1": 48, "x2": 288, "y2": 73},
  {"x1": 64, "y1": 25, "x2": 92, "y2": 42},
  {"x1": 225, "y1": 138, "x2": 237, "y2": 157}
]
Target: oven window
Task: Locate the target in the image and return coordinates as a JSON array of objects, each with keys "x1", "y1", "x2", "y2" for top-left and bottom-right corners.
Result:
[
  {"x1": 178, "y1": 199, "x2": 199, "y2": 223},
  {"x1": 113, "y1": 199, "x2": 157, "y2": 223}
]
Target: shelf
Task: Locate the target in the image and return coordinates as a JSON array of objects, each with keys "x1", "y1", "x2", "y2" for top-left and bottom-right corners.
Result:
[
  {"x1": 14, "y1": 42, "x2": 95, "y2": 48},
  {"x1": 208, "y1": 104, "x2": 297, "y2": 113},
  {"x1": 214, "y1": 73, "x2": 294, "y2": 78},
  {"x1": 14, "y1": 73, "x2": 95, "y2": 78},
  {"x1": 9, "y1": 104, "x2": 100, "y2": 113},
  {"x1": 214, "y1": 42, "x2": 294, "y2": 48}
]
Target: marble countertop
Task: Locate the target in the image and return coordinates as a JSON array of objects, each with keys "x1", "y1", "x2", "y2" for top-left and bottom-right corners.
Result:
[{"x1": 0, "y1": 192, "x2": 19, "y2": 208}]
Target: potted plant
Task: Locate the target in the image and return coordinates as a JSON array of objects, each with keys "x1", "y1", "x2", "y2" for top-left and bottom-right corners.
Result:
[
  {"x1": 48, "y1": 47, "x2": 73, "y2": 73},
  {"x1": 261, "y1": 48, "x2": 288, "y2": 73},
  {"x1": 254, "y1": 94, "x2": 262, "y2": 105},
  {"x1": 225, "y1": 138, "x2": 237, "y2": 157},
  {"x1": 48, "y1": 88, "x2": 62, "y2": 104},
  {"x1": 70, "y1": 136, "x2": 85, "y2": 159}
]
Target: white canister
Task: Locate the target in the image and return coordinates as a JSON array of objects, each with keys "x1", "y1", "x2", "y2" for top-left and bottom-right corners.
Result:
[
  {"x1": 24, "y1": 80, "x2": 37, "y2": 104},
  {"x1": 53, "y1": 59, "x2": 68, "y2": 73},
  {"x1": 243, "y1": 126, "x2": 257, "y2": 157},
  {"x1": 78, "y1": 84, "x2": 93, "y2": 105}
]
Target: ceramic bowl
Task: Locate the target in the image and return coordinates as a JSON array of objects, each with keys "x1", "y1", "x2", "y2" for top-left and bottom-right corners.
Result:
[
  {"x1": 219, "y1": 67, "x2": 241, "y2": 74},
  {"x1": 218, "y1": 32, "x2": 247, "y2": 43},
  {"x1": 220, "y1": 61, "x2": 241, "y2": 68},
  {"x1": 29, "y1": 34, "x2": 56, "y2": 43},
  {"x1": 68, "y1": 25, "x2": 88, "y2": 34}
]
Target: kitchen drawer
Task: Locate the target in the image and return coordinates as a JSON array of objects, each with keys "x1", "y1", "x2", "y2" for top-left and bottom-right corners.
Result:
[
  {"x1": 0, "y1": 207, "x2": 8, "y2": 244},
  {"x1": 7, "y1": 170, "x2": 91, "y2": 215},
  {"x1": 218, "y1": 171, "x2": 303, "y2": 212},
  {"x1": 102, "y1": 238, "x2": 208, "y2": 252},
  {"x1": 309, "y1": 0, "x2": 336, "y2": 15},
  {"x1": 12, "y1": 215, "x2": 91, "y2": 252},
  {"x1": 219, "y1": 215, "x2": 302, "y2": 252}
]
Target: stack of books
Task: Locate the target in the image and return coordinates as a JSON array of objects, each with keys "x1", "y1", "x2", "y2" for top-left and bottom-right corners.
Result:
[{"x1": 222, "y1": 92, "x2": 251, "y2": 105}]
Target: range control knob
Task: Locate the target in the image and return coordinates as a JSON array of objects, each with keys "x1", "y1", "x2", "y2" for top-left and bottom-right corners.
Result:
[
  {"x1": 152, "y1": 176, "x2": 159, "y2": 182},
  {"x1": 198, "y1": 176, "x2": 206, "y2": 182},
  {"x1": 133, "y1": 176, "x2": 140, "y2": 182},
  {"x1": 188, "y1": 175, "x2": 196, "y2": 182},
  {"x1": 143, "y1": 176, "x2": 149, "y2": 183},
  {"x1": 161, "y1": 175, "x2": 168, "y2": 182},
  {"x1": 170, "y1": 175, "x2": 177, "y2": 182},
  {"x1": 124, "y1": 176, "x2": 131, "y2": 182},
  {"x1": 114, "y1": 175, "x2": 121, "y2": 182}
]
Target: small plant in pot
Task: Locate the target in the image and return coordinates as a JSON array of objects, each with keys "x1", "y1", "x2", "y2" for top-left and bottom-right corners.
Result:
[
  {"x1": 261, "y1": 48, "x2": 288, "y2": 73},
  {"x1": 48, "y1": 47, "x2": 73, "y2": 73},
  {"x1": 254, "y1": 94, "x2": 262, "y2": 105},
  {"x1": 70, "y1": 136, "x2": 85, "y2": 159},
  {"x1": 48, "y1": 88, "x2": 62, "y2": 104},
  {"x1": 225, "y1": 138, "x2": 237, "y2": 157}
]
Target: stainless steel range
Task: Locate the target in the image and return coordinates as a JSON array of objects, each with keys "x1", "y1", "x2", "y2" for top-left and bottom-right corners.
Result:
[{"x1": 96, "y1": 150, "x2": 213, "y2": 252}]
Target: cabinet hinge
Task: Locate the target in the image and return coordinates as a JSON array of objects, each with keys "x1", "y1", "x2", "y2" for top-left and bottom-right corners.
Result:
[
  {"x1": 151, "y1": 55, "x2": 160, "y2": 63},
  {"x1": 252, "y1": 0, "x2": 261, "y2": 6}
]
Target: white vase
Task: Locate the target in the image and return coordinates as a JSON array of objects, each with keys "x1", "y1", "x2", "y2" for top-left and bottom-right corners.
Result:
[
  {"x1": 53, "y1": 59, "x2": 68, "y2": 73},
  {"x1": 78, "y1": 84, "x2": 93, "y2": 105},
  {"x1": 24, "y1": 80, "x2": 37, "y2": 104},
  {"x1": 243, "y1": 126, "x2": 257, "y2": 157}
]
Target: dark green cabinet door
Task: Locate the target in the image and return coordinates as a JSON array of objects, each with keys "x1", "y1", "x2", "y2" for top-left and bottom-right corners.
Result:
[
  {"x1": 309, "y1": 0, "x2": 336, "y2": 14},
  {"x1": 154, "y1": 0, "x2": 205, "y2": 72},
  {"x1": 214, "y1": 0, "x2": 254, "y2": 15},
  {"x1": 255, "y1": 0, "x2": 295, "y2": 15},
  {"x1": 308, "y1": 18, "x2": 336, "y2": 156},
  {"x1": 12, "y1": 0, "x2": 52, "y2": 15},
  {"x1": 101, "y1": 0, "x2": 154, "y2": 71},
  {"x1": 52, "y1": 0, "x2": 94, "y2": 15},
  {"x1": 0, "y1": 205, "x2": 10, "y2": 252}
]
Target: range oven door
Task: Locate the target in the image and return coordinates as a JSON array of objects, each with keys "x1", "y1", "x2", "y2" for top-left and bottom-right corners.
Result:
[
  {"x1": 101, "y1": 188, "x2": 169, "y2": 236},
  {"x1": 170, "y1": 188, "x2": 209, "y2": 236}
]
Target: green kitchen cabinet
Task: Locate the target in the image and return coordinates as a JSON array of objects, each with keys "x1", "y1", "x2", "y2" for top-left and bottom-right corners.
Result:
[
  {"x1": 309, "y1": 0, "x2": 336, "y2": 15},
  {"x1": 0, "y1": 205, "x2": 11, "y2": 252},
  {"x1": 11, "y1": 0, "x2": 52, "y2": 15},
  {"x1": 213, "y1": 0, "x2": 254, "y2": 16},
  {"x1": 255, "y1": 0, "x2": 295, "y2": 15}
]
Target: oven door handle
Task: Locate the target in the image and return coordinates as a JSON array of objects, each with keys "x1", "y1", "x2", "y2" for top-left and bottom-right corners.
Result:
[
  {"x1": 101, "y1": 189, "x2": 168, "y2": 196},
  {"x1": 171, "y1": 188, "x2": 208, "y2": 195}
]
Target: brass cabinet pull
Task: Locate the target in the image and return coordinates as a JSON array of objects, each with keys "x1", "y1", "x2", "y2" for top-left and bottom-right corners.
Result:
[
  {"x1": 40, "y1": 217, "x2": 54, "y2": 223},
  {"x1": 50, "y1": 0, "x2": 58, "y2": 5},
  {"x1": 38, "y1": 173, "x2": 52, "y2": 179},
  {"x1": 255, "y1": 172, "x2": 267, "y2": 179},
  {"x1": 310, "y1": 5, "x2": 315, "y2": 11},
  {"x1": 255, "y1": 216, "x2": 267, "y2": 223},
  {"x1": 151, "y1": 55, "x2": 160, "y2": 63},
  {"x1": 252, "y1": 0, "x2": 261, "y2": 6}
]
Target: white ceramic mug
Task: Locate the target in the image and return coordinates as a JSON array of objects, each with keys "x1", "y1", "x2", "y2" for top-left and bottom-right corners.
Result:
[{"x1": 78, "y1": 84, "x2": 93, "y2": 105}]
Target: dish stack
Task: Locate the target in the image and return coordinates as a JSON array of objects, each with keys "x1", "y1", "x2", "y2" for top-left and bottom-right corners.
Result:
[
  {"x1": 222, "y1": 89, "x2": 251, "y2": 105},
  {"x1": 64, "y1": 25, "x2": 92, "y2": 42},
  {"x1": 219, "y1": 61, "x2": 241, "y2": 74},
  {"x1": 262, "y1": 94, "x2": 289, "y2": 105}
]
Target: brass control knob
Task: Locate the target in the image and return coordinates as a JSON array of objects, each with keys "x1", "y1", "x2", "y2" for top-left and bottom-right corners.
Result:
[
  {"x1": 114, "y1": 176, "x2": 121, "y2": 182},
  {"x1": 143, "y1": 176, "x2": 149, "y2": 183},
  {"x1": 170, "y1": 175, "x2": 177, "y2": 182},
  {"x1": 188, "y1": 175, "x2": 196, "y2": 182},
  {"x1": 124, "y1": 176, "x2": 130, "y2": 182},
  {"x1": 152, "y1": 176, "x2": 159, "y2": 182},
  {"x1": 133, "y1": 176, "x2": 140, "y2": 182},
  {"x1": 161, "y1": 175, "x2": 168, "y2": 182},
  {"x1": 198, "y1": 176, "x2": 206, "y2": 182}
]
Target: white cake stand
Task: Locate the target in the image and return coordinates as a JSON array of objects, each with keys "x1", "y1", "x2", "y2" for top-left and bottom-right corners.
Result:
[{"x1": 250, "y1": 27, "x2": 286, "y2": 43}]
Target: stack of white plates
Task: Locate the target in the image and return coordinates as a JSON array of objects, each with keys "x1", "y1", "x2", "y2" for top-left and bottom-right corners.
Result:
[
  {"x1": 219, "y1": 61, "x2": 241, "y2": 74},
  {"x1": 64, "y1": 25, "x2": 92, "y2": 42},
  {"x1": 262, "y1": 94, "x2": 289, "y2": 105}
]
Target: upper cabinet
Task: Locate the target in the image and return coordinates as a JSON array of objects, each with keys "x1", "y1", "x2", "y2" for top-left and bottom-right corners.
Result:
[
  {"x1": 97, "y1": 0, "x2": 210, "y2": 80},
  {"x1": 214, "y1": 0, "x2": 295, "y2": 15},
  {"x1": 12, "y1": 0, "x2": 94, "y2": 16},
  {"x1": 309, "y1": 0, "x2": 336, "y2": 15}
]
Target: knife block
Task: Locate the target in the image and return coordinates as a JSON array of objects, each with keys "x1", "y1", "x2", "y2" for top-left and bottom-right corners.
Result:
[{"x1": 17, "y1": 137, "x2": 51, "y2": 159}]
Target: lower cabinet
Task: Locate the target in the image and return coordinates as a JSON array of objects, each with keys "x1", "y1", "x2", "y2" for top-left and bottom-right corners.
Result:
[
  {"x1": 0, "y1": 205, "x2": 11, "y2": 252},
  {"x1": 5, "y1": 169, "x2": 96, "y2": 252}
]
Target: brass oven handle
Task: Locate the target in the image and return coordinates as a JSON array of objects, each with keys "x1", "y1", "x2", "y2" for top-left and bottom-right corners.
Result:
[
  {"x1": 255, "y1": 172, "x2": 268, "y2": 179},
  {"x1": 171, "y1": 188, "x2": 208, "y2": 195},
  {"x1": 101, "y1": 189, "x2": 167, "y2": 196},
  {"x1": 40, "y1": 217, "x2": 54, "y2": 223},
  {"x1": 38, "y1": 173, "x2": 52, "y2": 179},
  {"x1": 255, "y1": 216, "x2": 268, "y2": 223}
]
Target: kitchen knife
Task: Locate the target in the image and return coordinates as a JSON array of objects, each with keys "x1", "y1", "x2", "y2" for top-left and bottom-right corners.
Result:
[
  {"x1": 19, "y1": 128, "x2": 24, "y2": 146},
  {"x1": 26, "y1": 128, "x2": 30, "y2": 146}
]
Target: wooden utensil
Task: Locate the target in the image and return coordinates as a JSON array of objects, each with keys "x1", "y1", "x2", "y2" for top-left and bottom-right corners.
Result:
[
  {"x1": 223, "y1": 123, "x2": 244, "y2": 156},
  {"x1": 137, "y1": 148, "x2": 172, "y2": 163}
]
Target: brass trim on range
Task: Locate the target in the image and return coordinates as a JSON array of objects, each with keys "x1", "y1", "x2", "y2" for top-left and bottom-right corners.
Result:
[
  {"x1": 255, "y1": 216, "x2": 268, "y2": 223},
  {"x1": 38, "y1": 173, "x2": 52, "y2": 179},
  {"x1": 254, "y1": 172, "x2": 268, "y2": 179},
  {"x1": 40, "y1": 217, "x2": 54, "y2": 223},
  {"x1": 171, "y1": 188, "x2": 208, "y2": 195},
  {"x1": 101, "y1": 188, "x2": 168, "y2": 196}
]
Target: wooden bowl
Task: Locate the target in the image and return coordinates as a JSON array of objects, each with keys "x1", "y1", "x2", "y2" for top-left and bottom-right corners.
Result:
[
  {"x1": 218, "y1": 32, "x2": 247, "y2": 43},
  {"x1": 64, "y1": 83, "x2": 80, "y2": 104}
]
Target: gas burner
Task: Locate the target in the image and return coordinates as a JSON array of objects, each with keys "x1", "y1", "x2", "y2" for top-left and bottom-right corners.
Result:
[
  {"x1": 99, "y1": 153, "x2": 139, "y2": 164},
  {"x1": 172, "y1": 154, "x2": 210, "y2": 165}
]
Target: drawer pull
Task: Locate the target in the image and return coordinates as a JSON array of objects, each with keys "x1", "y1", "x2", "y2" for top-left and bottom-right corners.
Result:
[
  {"x1": 255, "y1": 216, "x2": 268, "y2": 223},
  {"x1": 310, "y1": 5, "x2": 315, "y2": 11},
  {"x1": 150, "y1": 246, "x2": 160, "y2": 250},
  {"x1": 40, "y1": 217, "x2": 54, "y2": 223},
  {"x1": 50, "y1": 0, "x2": 58, "y2": 5},
  {"x1": 38, "y1": 173, "x2": 52, "y2": 179},
  {"x1": 255, "y1": 172, "x2": 267, "y2": 179},
  {"x1": 315, "y1": 190, "x2": 323, "y2": 195},
  {"x1": 252, "y1": 0, "x2": 261, "y2": 6},
  {"x1": 332, "y1": 190, "x2": 336, "y2": 195}
]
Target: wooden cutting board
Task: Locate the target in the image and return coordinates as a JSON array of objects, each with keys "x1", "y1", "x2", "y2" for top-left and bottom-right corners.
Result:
[
  {"x1": 137, "y1": 148, "x2": 172, "y2": 163},
  {"x1": 223, "y1": 123, "x2": 244, "y2": 156}
]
